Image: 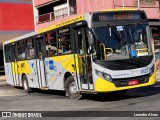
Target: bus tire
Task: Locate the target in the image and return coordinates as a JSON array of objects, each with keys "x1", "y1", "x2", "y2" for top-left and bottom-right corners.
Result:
[
  {"x1": 65, "y1": 76, "x2": 82, "y2": 100},
  {"x1": 22, "y1": 75, "x2": 32, "y2": 93}
]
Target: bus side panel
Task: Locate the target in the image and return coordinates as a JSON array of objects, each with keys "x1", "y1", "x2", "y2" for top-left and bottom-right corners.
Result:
[
  {"x1": 17, "y1": 60, "x2": 40, "y2": 88},
  {"x1": 46, "y1": 55, "x2": 76, "y2": 90},
  {"x1": 28, "y1": 60, "x2": 41, "y2": 88},
  {"x1": 5, "y1": 62, "x2": 14, "y2": 85},
  {"x1": 45, "y1": 57, "x2": 64, "y2": 90}
]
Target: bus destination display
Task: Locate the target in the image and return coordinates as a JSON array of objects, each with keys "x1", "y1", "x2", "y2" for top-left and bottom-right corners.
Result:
[{"x1": 93, "y1": 11, "x2": 146, "y2": 22}]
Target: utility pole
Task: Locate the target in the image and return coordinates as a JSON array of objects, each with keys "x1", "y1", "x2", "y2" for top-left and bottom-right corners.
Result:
[
  {"x1": 137, "y1": 0, "x2": 140, "y2": 9},
  {"x1": 122, "y1": 0, "x2": 124, "y2": 9},
  {"x1": 67, "y1": 0, "x2": 70, "y2": 16},
  {"x1": 158, "y1": 0, "x2": 160, "y2": 11}
]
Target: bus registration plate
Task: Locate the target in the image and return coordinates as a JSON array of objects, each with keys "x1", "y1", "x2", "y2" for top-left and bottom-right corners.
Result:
[{"x1": 128, "y1": 80, "x2": 139, "y2": 86}]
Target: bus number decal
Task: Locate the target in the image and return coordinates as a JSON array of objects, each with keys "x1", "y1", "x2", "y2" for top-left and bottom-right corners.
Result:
[
  {"x1": 141, "y1": 68, "x2": 149, "y2": 74},
  {"x1": 21, "y1": 63, "x2": 25, "y2": 68}
]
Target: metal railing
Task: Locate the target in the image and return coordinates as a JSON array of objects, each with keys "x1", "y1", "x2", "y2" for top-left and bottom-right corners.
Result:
[
  {"x1": 36, "y1": 12, "x2": 55, "y2": 24},
  {"x1": 36, "y1": 6, "x2": 77, "y2": 24}
]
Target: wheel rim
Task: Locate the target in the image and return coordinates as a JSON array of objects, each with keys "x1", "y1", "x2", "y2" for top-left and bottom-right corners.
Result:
[{"x1": 69, "y1": 82, "x2": 77, "y2": 95}]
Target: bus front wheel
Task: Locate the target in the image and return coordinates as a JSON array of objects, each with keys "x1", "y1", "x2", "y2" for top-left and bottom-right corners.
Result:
[
  {"x1": 65, "y1": 76, "x2": 82, "y2": 100},
  {"x1": 22, "y1": 75, "x2": 32, "y2": 93}
]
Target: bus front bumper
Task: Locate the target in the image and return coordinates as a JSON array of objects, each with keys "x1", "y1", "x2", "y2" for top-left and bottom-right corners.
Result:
[{"x1": 95, "y1": 71, "x2": 156, "y2": 92}]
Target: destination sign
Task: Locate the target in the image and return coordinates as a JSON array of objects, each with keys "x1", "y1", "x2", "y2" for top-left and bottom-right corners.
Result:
[{"x1": 92, "y1": 11, "x2": 147, "y2": 22}]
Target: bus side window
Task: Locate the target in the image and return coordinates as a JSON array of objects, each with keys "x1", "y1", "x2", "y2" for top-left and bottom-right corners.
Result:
[
  {"x1": 4, "y1": 45, "x2": 11, "y2": 63},
  {"x1": 17, "y1": 41, "x2": 25, "y2": 60},
  {"x1": 58, "y1": 27, "x2": 71, "y2": 54},
  {"x1": 77, "y1": 30, "x2": 84, "y2": 54},
  {"x1": 25, "y1": 38, "x2": 35, "y2": 59},
  {"x1": 45, "y1": 32, "x2": 58, "y2": 57},
  {"x1": 77, "y1": 29, "x2": 90, "y2": 54}
]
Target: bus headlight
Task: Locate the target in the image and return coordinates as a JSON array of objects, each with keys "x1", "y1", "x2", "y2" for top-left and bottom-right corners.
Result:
[{"x1": 95, "y1": 70, "x2": 112, "y2": 82}]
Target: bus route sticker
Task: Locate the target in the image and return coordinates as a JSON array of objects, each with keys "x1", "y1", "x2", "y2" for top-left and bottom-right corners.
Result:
[
  {"x1": 116, "y1": 26, "x2": 123, "y2": 31},
  {"x1": 49, "y1": 60, "x2": 54, "y2": 71},
  {"x1": 31, "y1": 63, "x2": 35, "y2": 73}
]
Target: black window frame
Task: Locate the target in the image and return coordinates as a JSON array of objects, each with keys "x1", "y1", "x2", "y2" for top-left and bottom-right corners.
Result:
[
  {"x1": 17, "y1": 40, "x2": 26, "y2": 61},
  {"x1": 45, "y1": 31, "x2": 58, "y2": 57},
  {"x1": 57, "y1": 26, "x2": 72, "y2": 55},
  {"x1": 25, "y1": 38, "x2": 35, "y2": 60},
  {"x1": 4, "y1": 44, "x2": 11, "y2": 63}
]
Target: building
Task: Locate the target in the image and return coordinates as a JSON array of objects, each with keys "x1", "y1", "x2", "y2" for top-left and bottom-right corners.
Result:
[
  {"x1": 33, "y1": 0, "x2": 160, "y2": 71},
  {"x1": 33, "y1": 0, "x2": 160, "y2": 29},
  {"x1": 0, "y1": 0, "x2": 35, "y2": 45},
  {"x1": 0, "y1": 0, "x2": 35, "y2": 74}
]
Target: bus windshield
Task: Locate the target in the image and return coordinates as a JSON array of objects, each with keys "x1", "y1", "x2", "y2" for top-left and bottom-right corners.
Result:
[{"x1": 92, "y1": 24, "x2": 152, "y2": 60}]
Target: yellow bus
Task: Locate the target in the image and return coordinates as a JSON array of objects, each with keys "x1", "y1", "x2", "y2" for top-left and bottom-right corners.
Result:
[{"x1": 3, "y1": 9, "x2": 156, "y2": 99}]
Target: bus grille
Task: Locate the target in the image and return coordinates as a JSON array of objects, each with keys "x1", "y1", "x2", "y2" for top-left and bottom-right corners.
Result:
[
  {"x1": 95, "y1": 56, "x2": 153, "y2": 70},
  {"x1": 112, "y1": 74, "x2": 150, "y2": 87}
]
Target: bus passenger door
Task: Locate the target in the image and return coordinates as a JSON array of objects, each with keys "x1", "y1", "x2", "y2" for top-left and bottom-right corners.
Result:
[
  {"x1": 11, "y1": 44, "x2": 20, "y2": 86},
  {"x1": 35, "y1": 37, "x2": 48, "y2": 88},
  {"x1": 74, "y1": 27, "x2": 93, "y2": 91}
]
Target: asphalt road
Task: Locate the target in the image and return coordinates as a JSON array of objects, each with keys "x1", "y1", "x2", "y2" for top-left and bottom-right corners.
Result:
[{"x1": 0, "y1": 80, "x2": 160, "y2": 120}]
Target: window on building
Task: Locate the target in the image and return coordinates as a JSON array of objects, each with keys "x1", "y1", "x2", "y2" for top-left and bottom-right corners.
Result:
[{"x1": 69, "y1": 0, "x2": 77, "y2": 15}]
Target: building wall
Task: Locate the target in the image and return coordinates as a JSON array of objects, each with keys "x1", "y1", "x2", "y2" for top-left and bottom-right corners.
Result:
[
  {"x1": 0, "y1": 2, "x2": 34, "y2": 31},
  {"x1": 34, "y1": 0, "x2": 160, "y2": 30},
  {"x1": 114, "y1": 0, "x2": 159, "y2": 19},
  {"x1": 76, "y1": 0, "x2": 114, "y2": 14},
  {"x1": 0, "y1": 0, "x2": 35, "y2": 46},
  {"x1": 34, "y1": 0, "x2": 53, "y2": 7},
  {"x1": 35, "y1": 0, "x2": 115, "y2": 30}
]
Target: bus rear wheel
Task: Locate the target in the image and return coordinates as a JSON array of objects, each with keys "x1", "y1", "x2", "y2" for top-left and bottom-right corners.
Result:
[
  {"x1": 65, "y1": 76, "x2": 82, "y2": 100},
  {"x1": 22, "y1": 75, "x2": 32, "y2": 93}
]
